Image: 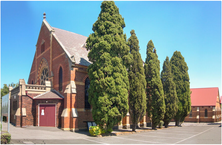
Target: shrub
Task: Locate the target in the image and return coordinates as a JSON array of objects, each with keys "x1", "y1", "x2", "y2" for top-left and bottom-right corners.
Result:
[
  {"x1": 1, "y1": 132, "x2": 11, "y2": 144},
  {"x1": 159, "y1": 120, "x2": 164, "y2": 128},
  {"x1": 89, "y1": 126, "x2": 101, "y2": 136},
  {"x1": 3, "y1": 116, "x2": 7, "y2": 122}
]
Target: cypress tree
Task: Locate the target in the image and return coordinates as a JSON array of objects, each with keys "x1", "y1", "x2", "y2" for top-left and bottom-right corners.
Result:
[
  {"x1": 144, "y1": 40, "x2": 165, "y2": 129},
  {"x1": 127, "y1": 30, "x2": 146, "y2": 131},
  {"x1": 161, "y1": 56, "x2": 178, "y2": 128},
  {"x1": 86, "y1": 1, "x2": 131, "y2": 133},
  {"x1": 170, "y1": 51, "x2": 191, "y2": 126}
]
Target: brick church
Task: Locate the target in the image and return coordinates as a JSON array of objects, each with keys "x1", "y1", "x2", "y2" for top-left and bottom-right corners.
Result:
[
  {"x1": 9, "y1": 14, "x2": 94, "y2": 131},
  {"x1": 8, "y1": 14, "x2": 221, "y2": 131}
]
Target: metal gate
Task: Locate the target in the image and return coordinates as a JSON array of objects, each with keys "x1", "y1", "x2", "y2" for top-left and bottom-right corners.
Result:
[{"x1": 39, "y1": 104, "x2": 55, "y2": 127}]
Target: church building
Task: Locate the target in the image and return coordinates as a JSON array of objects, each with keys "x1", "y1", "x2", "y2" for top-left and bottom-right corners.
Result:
[{"x1": 9, "y1": 14, "x2": 93, "y2": 131}]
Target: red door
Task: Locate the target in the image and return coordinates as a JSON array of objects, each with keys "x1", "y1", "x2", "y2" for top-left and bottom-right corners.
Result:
[{"x1": 39, "y1": 104, "x2": 55, "y2": 127}]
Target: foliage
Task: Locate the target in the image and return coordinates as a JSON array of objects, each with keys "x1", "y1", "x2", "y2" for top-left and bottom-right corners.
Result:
[
  {"x1": 161, "y1": 56, "x2": 178, "y2": 128},
  {"x1": 86, "y1": 1, "x2": 132, "y2": 133},
  {"x1": 3, "y1": 116, "x2": 7, "y2": 122},
  {"x1": 170, "y1": 51, "x2": 191, "y2": 126},
  {"x1": 127, "y1": 30, "x2": 146, "y2": 131},
  {"x1": 1, "y1": 83, "x2": 19, "y2": 97},
  {"x1": 89, "y1": 126, "x2": 101, "y2": 136},
  {"x1": 144, "y1": 40, "x2": 165, "y2": 129},
  {"x1": 1, "y1": 132, "x2": 11, "y2": 144},
  {"x1": 158, "y1": 120, "x2": 164, "y2": 128}
]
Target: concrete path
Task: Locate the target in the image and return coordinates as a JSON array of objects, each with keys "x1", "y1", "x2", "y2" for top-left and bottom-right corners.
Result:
[{"x1": 1, "y1": 121, "x2": 221, "y2": 144}]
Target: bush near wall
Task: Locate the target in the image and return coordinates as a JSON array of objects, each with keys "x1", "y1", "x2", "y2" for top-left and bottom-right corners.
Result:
[{"x1": 1, "y1": 131, "x2": 11, "y2": 144}]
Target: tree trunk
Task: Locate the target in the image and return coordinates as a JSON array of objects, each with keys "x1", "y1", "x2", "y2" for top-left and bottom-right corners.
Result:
[
  {"x1": 132, "y1": 123, "x2": 136, "y2": 131},
  {"x1": 175, "y1": 119, "x2": 180, "y2": 126},
  {"x1": 164, "y1": 121, "x2": 168, "y2": 128},
  {"x1": 152, "y1": 123, "x2": 156, "y2": 130}
]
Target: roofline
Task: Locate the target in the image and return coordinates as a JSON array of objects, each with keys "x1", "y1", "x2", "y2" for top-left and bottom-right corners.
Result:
[
  {"x1": 191, "y1": 105, "x2": 216, "y2": 107},
  {"x1": 190, "y1": 87, "x2": 219, "y2": 89},
  {"x1": 33, "y1": 91, "x2": 49, "y2": 99},
  {"x1": 33, "y1": 98, "x2": 63, "y2": 100}
]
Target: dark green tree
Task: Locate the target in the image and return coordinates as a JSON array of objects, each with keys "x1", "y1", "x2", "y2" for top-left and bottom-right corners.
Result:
[
  {"x1": 86, "y1": 1, "x2": 132, "y2": 133},
  {"x1": 170, "y1": 51, "x2": 191, "y2": 126},
  {"x1": 144, "y1": 40, "x2": 165, "y2": 129},
  {"x1": 161, "y1": 56, "x2": 178, "y2": 128},
  {"x1": 127, "y1": 30, "x2": 146, "y2": 131}
]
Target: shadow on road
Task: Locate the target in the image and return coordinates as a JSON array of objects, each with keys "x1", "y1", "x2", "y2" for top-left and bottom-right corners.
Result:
[{"x1": 207, "y1": 122, "x2": 221, "y2": 126}]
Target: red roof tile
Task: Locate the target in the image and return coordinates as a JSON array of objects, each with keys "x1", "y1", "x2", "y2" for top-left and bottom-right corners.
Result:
[{"x1": 190, "y1": 87, "x2": 219, "y2": 106}]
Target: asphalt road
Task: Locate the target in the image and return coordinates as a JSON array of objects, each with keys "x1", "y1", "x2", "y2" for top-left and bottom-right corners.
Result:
[{"x1": 2, "y1": 122, "x2": 221, "y2": 144}]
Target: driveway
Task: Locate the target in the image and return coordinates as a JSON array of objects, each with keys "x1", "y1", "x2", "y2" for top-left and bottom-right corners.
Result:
[{"x1": 2, "y1": 122, "x2": 221, "y2": 144}]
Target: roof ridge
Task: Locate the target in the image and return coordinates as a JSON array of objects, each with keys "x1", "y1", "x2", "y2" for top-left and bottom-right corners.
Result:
[
  {"x1": 191, "y1": 87, "x2": 218, "y2": 89},
  {"x1": 52, "y1": 27, "x2": 88, "y2": 38}
]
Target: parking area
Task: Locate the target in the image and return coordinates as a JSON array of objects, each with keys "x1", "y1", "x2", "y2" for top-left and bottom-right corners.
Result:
[{"x1": 2, "y1": 122, "x2": 221, "y2": 144}]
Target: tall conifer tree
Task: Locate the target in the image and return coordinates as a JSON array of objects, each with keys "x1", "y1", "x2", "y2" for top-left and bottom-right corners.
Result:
[
  {"x1": 161, "y1": 56, "x2": 178, "y2": 128},
  {"x1": 86, "y1": 1, "x2": 132, "y2": 133},
  {"x1": 170, "y1": 51, "x2": 191, "y2": 126},
  {"x1": 144, "y1": 40, "x2": 165, "y2": 129},
  {"x1": 127, "y1": 30, "x2": 146, "y2": 131}
]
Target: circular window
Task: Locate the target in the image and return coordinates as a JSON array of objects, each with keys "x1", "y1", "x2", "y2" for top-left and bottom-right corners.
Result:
[{"x1": 40, "y1": 68, "x2": 49, "y2": 85}]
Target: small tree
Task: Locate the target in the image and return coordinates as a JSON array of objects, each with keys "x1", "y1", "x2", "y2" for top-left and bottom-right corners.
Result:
[
  {"x1": 86, "y1": 1, "x2": 131, "y2": 133},
  {"x1": 144, "y1": 40, "x2": 165, "y2": 129},
  {"x1": 170, "y1": 51, "x2": 191, "y2": 126},
  {"x1": 161, "y1": 56, "x2": 178, "y2": 128},
  {"x1": 127, "y1": 30, "x2": 146, "y2": 131}
]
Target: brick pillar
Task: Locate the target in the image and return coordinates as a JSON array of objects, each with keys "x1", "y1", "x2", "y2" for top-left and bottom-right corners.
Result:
[
  {"x1": 139, "y1": 115, "x2": 146, "y2": 128},
  {"x1": 122, "y1": 112, "x2": 130, "y2": 129},
  {"x1": 62, "y1": 81, "x2": 77, "y2": 131}
]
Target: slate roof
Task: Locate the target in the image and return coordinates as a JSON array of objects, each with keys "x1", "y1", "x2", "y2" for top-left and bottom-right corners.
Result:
[
  {"x1": 43, "y1": 19, "x2": 91, "y2": 66},
  {"x1": 190, "y1": 87, "x2": 219, "y2": 106},
  {"x1": 33, "y1": 90, "x2": 64, "y2": 100}
]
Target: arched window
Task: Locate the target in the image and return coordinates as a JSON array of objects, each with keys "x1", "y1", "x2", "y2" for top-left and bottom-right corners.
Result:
[
  {"x1": 205, "y1": 109, "x2": 208, "y2": 117},
  {"x1": 59, "y1": 67, "x2": 63, "y2": 91},
  {"x1": 31, "y1": 80, "x2": 34, "y2": 84},
  {"x1": 85, "y1": 77, "x2": 90, "y2": 109},
  {"x1": 40, "y1": 68, "x2": 48, "y2": 85}
]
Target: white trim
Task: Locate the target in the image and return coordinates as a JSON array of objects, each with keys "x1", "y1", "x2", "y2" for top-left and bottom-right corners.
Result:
[
  {"x1": 33, "y1": 91, "x2": 50, "y2": 99},
  {"x1": 52, "y1": 33, "x2": 73, "y2": 63},
  {"x1": 38, "y1": 103, "x2": 56, "y2": 127}
]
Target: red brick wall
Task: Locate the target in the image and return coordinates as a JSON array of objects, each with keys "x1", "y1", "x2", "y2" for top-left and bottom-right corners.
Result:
[
  {"x1": 21, "y1": 95, "x2": 34, "y2": 126},
  {"x1": 51, "y1": 36, "x2": 70, "y2": 96},
  {"x1": 184, "y1": 106, "x2": 218, "y2": 122}
]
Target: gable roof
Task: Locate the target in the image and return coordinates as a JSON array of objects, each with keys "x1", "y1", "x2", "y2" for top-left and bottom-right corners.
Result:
[
  {"x1": 43, "y1": 19, "x2": 91, "y2": 66},
  {"x1": 190, "y1": 87, "x2": 219, "y2": 106},
  {"x1": 33, "y1": 90, "x2": 64, "y2": 100}
]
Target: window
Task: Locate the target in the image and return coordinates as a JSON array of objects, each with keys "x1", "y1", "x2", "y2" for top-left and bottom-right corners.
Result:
[
  {"x1": 189, "y1": 110, "x2": 192, "y2": 118},
  {"x1": 197, "y1": 107, "x2": 199, "y2": 111},
  {"x1": 31, "y1": 80, "x2": 34, "y2": 84},
  {"x1": 59, "y1": 67, "x2": 63, "y2": 91},
  {"x1": 40, "y1": 68, "x2": 48, "y2": 85},
  {"x1": 41, "y1": 42, "x2": 45, "y2": 53},
  {"x1": 85, "y1": 77, "x2": 90, "y2": 109},
  {"x1": 205, "y1": 109, "x2": 208, "y2": 118}
]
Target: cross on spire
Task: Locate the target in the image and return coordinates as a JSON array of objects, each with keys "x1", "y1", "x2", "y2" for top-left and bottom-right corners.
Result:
[{"x1": 43, "y1": 12, "x2": 46, "y2": 19}]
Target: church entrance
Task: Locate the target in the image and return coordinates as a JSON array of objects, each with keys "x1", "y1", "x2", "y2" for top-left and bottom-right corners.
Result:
[{"x1": 39, "y1": 104, "x2": 55, "y2": 127}]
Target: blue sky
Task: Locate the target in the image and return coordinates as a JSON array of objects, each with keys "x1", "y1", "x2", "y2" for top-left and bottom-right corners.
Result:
[{"x1": 1, "y1": 1, "x2": 221, "y2": 94}]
